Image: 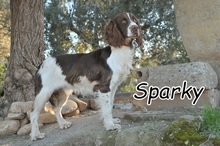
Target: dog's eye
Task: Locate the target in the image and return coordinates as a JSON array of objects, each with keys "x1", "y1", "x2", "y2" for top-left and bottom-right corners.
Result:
[
  {"x1": 122, "y1": 20, "x2": 127, "y2": 24},
  {"x1": 133, "y1": 19, "x2": 137, "y2": 23}
]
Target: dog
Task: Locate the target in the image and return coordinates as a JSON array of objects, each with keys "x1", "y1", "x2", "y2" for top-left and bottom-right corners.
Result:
[{"x1": 30, "y1": 12, "x2": 143, "y2": 141}]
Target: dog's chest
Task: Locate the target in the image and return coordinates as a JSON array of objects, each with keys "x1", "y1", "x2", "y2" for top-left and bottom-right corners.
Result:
[{"x1": 107, "y1": 46, "x2": 134, "y2": 83}]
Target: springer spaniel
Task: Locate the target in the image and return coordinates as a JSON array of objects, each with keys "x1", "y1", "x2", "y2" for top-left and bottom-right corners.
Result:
[{"x1": 31, "y1": 12, "x2": 142, "y2": 141}]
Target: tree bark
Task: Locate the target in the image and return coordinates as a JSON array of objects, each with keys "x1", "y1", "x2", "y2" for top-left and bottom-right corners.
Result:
[{"x1": 3, "y1": 0, "x2": 45, "y2": 105}]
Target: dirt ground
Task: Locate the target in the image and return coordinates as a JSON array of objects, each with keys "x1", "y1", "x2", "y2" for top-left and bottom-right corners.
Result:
[{"x1": 0, "y1": 107, "x2": 193, "y2": 146}]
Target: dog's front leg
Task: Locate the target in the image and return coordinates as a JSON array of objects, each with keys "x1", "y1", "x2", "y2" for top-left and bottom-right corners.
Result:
[{"x1": 97, "y1": 91, "x2": 121, "y2": 131}]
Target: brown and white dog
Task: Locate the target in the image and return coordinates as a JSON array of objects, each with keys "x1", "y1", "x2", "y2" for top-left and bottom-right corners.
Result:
[{"x1": 30, "y1": 12, "x2": 142, "y2": 141}]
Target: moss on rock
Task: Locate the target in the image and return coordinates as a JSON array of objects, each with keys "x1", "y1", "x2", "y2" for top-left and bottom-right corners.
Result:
[{"x1": 161, "y1": 119, "x2": 207, "y2": 146}]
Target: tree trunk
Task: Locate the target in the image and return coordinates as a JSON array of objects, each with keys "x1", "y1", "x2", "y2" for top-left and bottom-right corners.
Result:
[{"x1": 3, "y1": 0, "x2": 45, "y2": 105}]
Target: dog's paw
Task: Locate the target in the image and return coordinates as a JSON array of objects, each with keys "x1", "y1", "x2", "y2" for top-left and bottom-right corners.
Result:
[
  {"x1": 105, "y1": 123, "x2": 121, "y2": 131},
  {"x1": 31, "y1": 132, "x2": 45, "y2": 141},
  {"x1": 59, "y1": 121, "x2": 72, "y2": 129},
  {"x1": 113, "y1": 118, "x2": 121, "y2": 124}
]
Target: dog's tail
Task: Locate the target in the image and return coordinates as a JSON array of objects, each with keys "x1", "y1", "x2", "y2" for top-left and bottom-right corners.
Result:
[{"x1": 35, "y1": 65, "x2": 42, "y2": 96}]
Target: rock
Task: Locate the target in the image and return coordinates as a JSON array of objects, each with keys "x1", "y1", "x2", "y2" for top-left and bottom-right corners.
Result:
[
  {"x1": 0, "y1": 116, "x2": 4, "y2": 122},
  {"x1": 95, "y1": 139, "x2": 103, "y2": 146},
  {"x1": 180, "y1": 115, "x2": 196, "y2": 122},
  {"x1": 174, "y1": 0, "x2": 220, "y2": 89},
  {"x1": 80, "y1": 98, "x2": 90, "y2": 107},
  {"x1": 61, "y1": 100, "x2": 78, "y2": 115},
  {"x1": 64, "y1": 108, "x2": 80, "y2": 118},
  {"x1": 44, "y1": 102, "x2": 55, "y2": 115},
  {"x1": 132, "y1": 89, "x2": 220, "y2": 110},
  {"x1": 68, "y1": 94, "x2": 78, "y2": 100},
  {"x1": 114, "y1": 103, "x2": 133, "y2": 110},
  {"x1": 0, "y1": 120, "x2": 20, "y2": 136},
  {"x1": 9, "y1": 101, "x2": 34, "y2": 113},
  {"x1": 70, "y1": 97, "x2": 88, "y2": 112},
  {"x1": 7, "y1": 113, "x2": 25, "y2": 120},
  {"x1": 26, "y1": 110, "x2": 31, "y2": 121},
  {"x1": 17, "y1": 123, "x2": 43, "y2": 135},
  {"x1": 137, "y1": 62, "x2": 218, "y2": 89},
  {"x1": 114, "y1": 93, "x2": 132, "y2": 104},
  {"x1": 38, "y1": 112, "x2": 57, "y2": 124},
  {"x1": 90, "y1": 99, "x2": 98, "y2": 110},
  {"x1": 19, "y1": 117, "x2": 29, "y2": 127}
]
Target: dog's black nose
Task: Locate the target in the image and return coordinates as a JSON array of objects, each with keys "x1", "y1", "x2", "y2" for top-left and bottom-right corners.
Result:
[{"x1": 130, "y1": 25, "x2": 138, "y2": 34}]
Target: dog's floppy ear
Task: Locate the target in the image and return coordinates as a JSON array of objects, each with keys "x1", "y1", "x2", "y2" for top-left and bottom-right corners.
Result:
[
  {"x1": 135, "y1": 17, "x2": 143, "y2": 47},
  {"x1": 105, "y1": 20, "x2": 125, "y2": 48}
]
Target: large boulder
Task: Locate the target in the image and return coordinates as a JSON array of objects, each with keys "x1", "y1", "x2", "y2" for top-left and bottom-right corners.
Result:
[
  {"x1": 137, "y1": 62, "x2": 218, "y2": 89},
  {"x1": 0, "y1": 120, "x2": 20, "y2": 136},
  {"x1": 174, "y1": 0, "x2": 220, "y2": 88},
  {"x1": 9, "y1": 101, "x2": 33, "y2": 113}
]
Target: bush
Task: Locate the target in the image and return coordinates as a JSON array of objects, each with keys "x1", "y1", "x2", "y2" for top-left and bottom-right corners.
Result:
[
  {"x1": 0, "y1": 64, "x2": 6, "y2": 84},
  {"x1": 201, "y1": 105, "x2": 220, "y2": 137},
  {"x1": 0, "y1": 64, "x2": 6, "y2": 96}
]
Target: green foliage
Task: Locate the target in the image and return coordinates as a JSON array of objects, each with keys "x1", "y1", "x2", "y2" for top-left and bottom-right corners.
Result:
[
  {"x1": 201, "y1": 105, "x2": 220, "y2": 137},
  {"x1": 44, "y1": 0, "x2": 73, "y2": 55},
  {"x1": 43, "y1": 0, "x2": 190, "y2": 91},
  {"x1": 0, "y1": 63, "x2": 6, "y2": 96},
  {"x1": 161, "y1": 119, "x2": 207, "y2": 145},
  {"x1": 0, "y1": 63, "x2": 6, "y2": 84},
  {"x1": 120, "y1": 70, "x2": 139, "y2": 92},
  {"x1": 0, "y1": 0, "x2": 10, "y2": 64},
  {"x1": 44, "y1": 0, "x2": 189, "y2": 67},
  {"x1": 161, "y1": 106, "x2": 220, "y2": 145}
]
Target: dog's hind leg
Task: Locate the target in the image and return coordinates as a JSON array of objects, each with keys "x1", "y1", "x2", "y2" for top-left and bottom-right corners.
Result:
[
  {"x1": 31, "y1": 88, "x2": 53, "y2": 141},
  {"x1": 52, "y1": 89, "x2": 72, "y2": 129}
]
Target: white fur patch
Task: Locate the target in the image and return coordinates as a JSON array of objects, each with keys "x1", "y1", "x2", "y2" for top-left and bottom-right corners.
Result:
[
  {"x1": 107, "y1": 46, "x2": 134, "y2": 89},
  {"x1": 38, "y1": 57, "x2": 69, "y2": 90},
  {"x1": 126, "y1": 13, "x2": 139, "y2": 37},
  {"x1": 72, "y1": 76, "x2": 98, "y2": 95}
]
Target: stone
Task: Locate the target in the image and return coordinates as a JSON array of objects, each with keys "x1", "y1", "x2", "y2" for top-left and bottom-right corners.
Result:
[
  {"x1": 90, "y1": 99, "x2": 98, "y2": 110},
  {"x1": 0, "y1": 120, "x2": 20, "y2": 136},
  {"x1": 114, "y1": 93, "x2": 132, "y2": 104},
  {"x1": 70, "y1": 97, "x2": 88, "y2": 112},
  {"x1": 80, "y1": 98, "x2": 90, "y2": 107},
  {"x1": 44, "y1": 102, "x2": 55, "y2": 115},
  {"x1": 7, "y1": 113, "x2": 25, "y2": 120},
  {"x1": 114, "y1": 103, "x2": 133, "y2": 110},
  {"x1": 9, "y1": 101, "x2": 34, "y2": 113},
  {"x1": 17, "y1": 123, "x2": 43, "y2": 135},
  {"x1": 180, "y1": 115, "x2": 196, "y2": 122},
  {"x1": 26, "y1": 110, "x2": 31, "y2": 121},
  {"x1": 61, "y1": 100, "x2": 78, "y2": 115},
  {"x1": 38, "y1": 112, "x2": 57, "y2": 124},
  {"x1": 137, "y1": 62, "x2": 218, "y2": 89},
  {"x1": 174, "y1": 0, "x2": 220, "y2": 89},
  {"x1": 64, "y1": 108, "x2": 80, "y2": 118},
  {"x1": 95, "y1": 139, "x2": 103, "y2": 146},
  {"x1": 19, "y1": 117, "x2": 29, "y2": 127},
  {"x1": 132, "y1": 89, "x2": 220, "y2": 110}
]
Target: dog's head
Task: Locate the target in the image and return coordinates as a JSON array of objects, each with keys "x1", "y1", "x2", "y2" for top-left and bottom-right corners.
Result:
[{"x1": 105, "y1": 12, "x2": 143, "y2": 48}]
